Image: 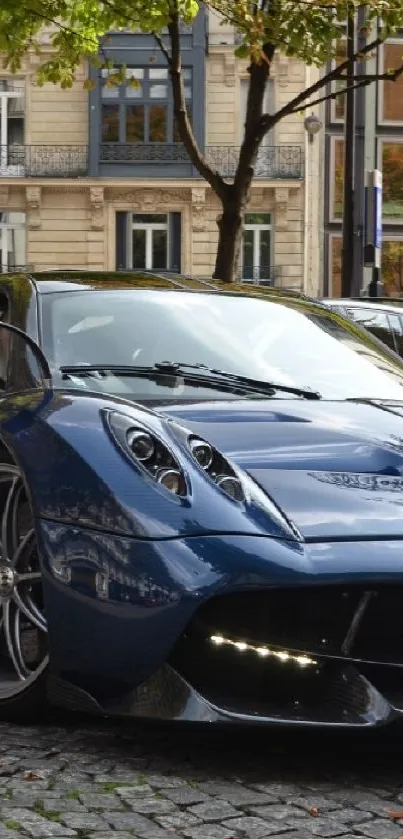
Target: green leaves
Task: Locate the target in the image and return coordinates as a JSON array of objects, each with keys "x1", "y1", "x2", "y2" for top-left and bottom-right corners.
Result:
[
  {"x1": 234, "y1": 43, "x2": 249, "y2": 59},
  {"x1": 210, "y1": 0, "x2": 403, "y2": 67},
  {"x1": 0, "y1": 0, "x2": 401, "y2": 85}
]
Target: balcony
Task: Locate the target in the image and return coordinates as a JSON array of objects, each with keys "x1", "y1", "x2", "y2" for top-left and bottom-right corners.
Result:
[
  {"x1": 0, "y1": 146, "x2": 88, "y2": 178},
  {"x1": 99, "y1": 143, "x2": 304, "y2": 180},
  {"x1": 0, "y1": 144, "x2": 303, "y2": 180}
]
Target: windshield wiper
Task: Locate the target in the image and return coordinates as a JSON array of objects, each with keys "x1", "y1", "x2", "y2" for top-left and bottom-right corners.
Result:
[
  {"x1": 59, "y1": 363, "x2": 321, "y2": 400},
  {"x1": 153, "y1": 361, "x2": 321, "y2": 400}
]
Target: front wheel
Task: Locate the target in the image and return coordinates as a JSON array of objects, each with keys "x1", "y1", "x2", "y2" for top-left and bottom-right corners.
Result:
[{"x1": 0, "y1": 462, "x2": 48, "y2": 721}]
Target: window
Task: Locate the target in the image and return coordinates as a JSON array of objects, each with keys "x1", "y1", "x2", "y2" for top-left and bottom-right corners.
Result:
[
  {"x1": 0, "y1": 81, "x2": 25, "y2": 175},
  {"x1": 242, "y1": 213, "x2": 271, "y2": 282},
  {"x1": 116, "y1": 211, "x2": 181, "y2": 273},
  {"x1": 379, "y1": 42, "x2": 403, "y2": 124},
  {"x1": 240, "y1": 78, "x2": 274, "y2": 145},
  {"x1": 40, "y1": 288, "x2": 403, "y2": 402},
  {"x1": 345, "y1": 307, "x2": 396, "y2": 352},
  {"x1": 129, "y1": 214, "x2": 168, "y2": 271},
  {"x1": 330, "y1": 39, "x2": 347, "y2": 122},
  {"x1": 380, "y1": 141, "x2": 403, "y2": 220},
  {"x1": 329, "y1": 235, "x2": 342, "y2": 296},
  {"x1": 0, "y1": 212, "x2": 26, "y2": 272},
  {"x1": 382, "y1": 239, "x2": 403, "y2": 295},
  {"x1": 330, "y1": 137, "x2": 344, "y2": 221},
  {"x1": 101, "y1": 67, "x2": 192, "y2": 144}
]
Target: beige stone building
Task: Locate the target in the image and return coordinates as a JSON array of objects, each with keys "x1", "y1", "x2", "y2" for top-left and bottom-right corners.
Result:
[{"x1": 0, "y1": 9, "x2": 320, "y2": 289}]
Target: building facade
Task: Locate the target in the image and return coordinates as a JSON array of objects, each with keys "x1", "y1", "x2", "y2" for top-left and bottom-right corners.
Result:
[
  {"x1": 0, "y1": 10, "x2": 311, "y2": 287},
  {"x1": 322, "y1": 24, "x2": 403, "y2": 297}
]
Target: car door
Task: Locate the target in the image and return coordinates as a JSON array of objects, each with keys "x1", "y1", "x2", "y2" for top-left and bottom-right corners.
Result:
[{"x1": 344, "y1": 307, "x2": 398, "y2": 353}]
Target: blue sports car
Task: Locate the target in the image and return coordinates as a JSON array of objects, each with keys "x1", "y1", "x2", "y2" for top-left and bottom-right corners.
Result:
[{"x1": 2, "y1": 271, "x2": 403, "y2": 726}]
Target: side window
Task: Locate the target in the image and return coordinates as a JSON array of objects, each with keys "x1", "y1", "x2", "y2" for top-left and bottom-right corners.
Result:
[
  {"x1": 388, "y1": 313, "x2": 403, "y2": 357},
  {"x1": 345, "y1": 308, "x2": 397, "y2": 352}
]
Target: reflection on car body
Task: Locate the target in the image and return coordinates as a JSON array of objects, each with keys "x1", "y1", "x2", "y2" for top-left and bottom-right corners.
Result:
[{"x1": 0, "y1": 271, "x2": 402, "y2": 726}]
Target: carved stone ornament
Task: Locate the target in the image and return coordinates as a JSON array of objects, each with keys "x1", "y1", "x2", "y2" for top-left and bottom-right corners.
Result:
[
  {"x1": 191, "y1": 187, "x2": 206, "y2": 232},
  {"x1": 142, "y1": 190, "x2": 159, "y2": 212},
  {"x1": 275, "y1": 187, "x2": 289, "y2": 230},
  {"x1": 109, "y1": 193, "x2": 141, "y2": 208},
  {"x1": 110, "y1": 189, "x2": 186, "y2": 208},
  {"x1": 90, "y1": 186, "x2": 105, "y2": 231},
  {"x1": 25, "y1": 186, "x2": 41, "y2": 229}
]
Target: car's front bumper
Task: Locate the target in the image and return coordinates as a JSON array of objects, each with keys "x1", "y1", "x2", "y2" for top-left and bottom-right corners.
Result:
[{"x1": 37, "y1": 519, "x2": 403, "y2": 727}]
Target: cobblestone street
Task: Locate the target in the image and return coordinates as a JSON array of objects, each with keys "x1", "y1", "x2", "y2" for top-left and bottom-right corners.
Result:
[{"x1": 0, "y1": 718, "x2": 402, "y2": 839}]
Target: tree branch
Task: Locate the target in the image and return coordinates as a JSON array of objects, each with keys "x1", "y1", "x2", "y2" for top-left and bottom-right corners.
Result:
[
  {"x1": 153, "y1": 32, "x2": 172, "y2": 66},
  {"x1": 343, "y1": 68, "x2": 403, "y2": 82},
  {"x1": 259, "y1": 34, "x2": 383, "y2": 133},
  {"x1": 166, "y1": 2, "x2": 228, "y2": 200},
  {"x1": 289, "y1": 78, "x2": 371, "y2": 112},
  {"x1": 287, "y1": 64, "x2": 403, "y2": 113},
  {"x1": 233, "y1": 42, "x2": 275, "y2": 195}
]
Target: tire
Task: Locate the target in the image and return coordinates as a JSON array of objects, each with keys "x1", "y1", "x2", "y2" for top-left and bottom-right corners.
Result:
[{"x1": 0, "y1": 462, "x2": 48, "y2": 722}]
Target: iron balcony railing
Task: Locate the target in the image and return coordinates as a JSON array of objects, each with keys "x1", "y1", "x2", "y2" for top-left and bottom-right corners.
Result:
[
  {"x1": 208, "y1": 146, "x2": 303, "y2": 179},
  {"x1": 0, "y1": 146, "x2": 88, "y2": 178},
  {"x1": 100, "y1": 143, "x2": 304, "y2": 179},
  {"x1": 0, "y1": 144, "x2": 303, "y2": 180}
]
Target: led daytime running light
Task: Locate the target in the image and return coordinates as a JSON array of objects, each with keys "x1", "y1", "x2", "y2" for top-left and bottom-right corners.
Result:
[{"x1": 210, "y1": 634, "x2": 317, "y2": 667}]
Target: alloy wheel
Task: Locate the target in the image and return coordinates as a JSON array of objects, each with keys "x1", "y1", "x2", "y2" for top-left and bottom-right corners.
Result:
[{"x1": 0, "y1": 463, "x2": 48, "y2": 696}]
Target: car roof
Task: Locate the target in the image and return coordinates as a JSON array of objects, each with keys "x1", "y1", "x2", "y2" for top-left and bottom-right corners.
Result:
[
  {"x1": 324, "y1": 297, "x2": 403, "y2": 313},
  {"x1": 0, "y1": 270, "x2": 317, "y2": 303}
]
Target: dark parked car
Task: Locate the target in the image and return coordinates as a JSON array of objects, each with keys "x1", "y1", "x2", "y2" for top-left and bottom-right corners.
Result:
[
  {"x1": 2, "y1": 271, "x2": 403, "y2": 726},
  {"x1": 323, "y1": 297, "x2": 403, "y2": 356}
]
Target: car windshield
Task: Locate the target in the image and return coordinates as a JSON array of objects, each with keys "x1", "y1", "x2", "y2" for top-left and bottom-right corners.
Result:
[{"x1": 40, "y1": 289, "x2": 403, "y2": 401}]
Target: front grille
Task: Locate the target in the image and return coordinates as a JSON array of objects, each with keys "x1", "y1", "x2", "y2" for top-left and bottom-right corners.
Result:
[
  {"x1": 184, "y1": 586, "x2": 403, "y2": 665},
  {"x1": 167, "y1": 586, "x2": 403, "y2": 721},
  {"x1": 169, "y1": 633, "x2": 383, "y2": 723}
]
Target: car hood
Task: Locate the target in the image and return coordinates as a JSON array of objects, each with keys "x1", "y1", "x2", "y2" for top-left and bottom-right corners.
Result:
[{"x1": 159, "y1": 398, "x2": 403, "y2": 541}]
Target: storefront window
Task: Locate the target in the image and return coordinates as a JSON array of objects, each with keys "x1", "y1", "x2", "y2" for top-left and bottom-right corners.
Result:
[
  {"x1": 382, "y1": 142, "x2": 403, "y2": 219},
  {"x1": 332, "y1": 139, "x2": 344, "y2": 220},
  {"x1": 380, "y1": 43, "x2": 403, "y2": 123},
  {"x1": 332, "y1": 39, "x2": 347, "y2": 121},
  {"x1": 330, "y1": 236, "x2": 342, "y2": 296},
  {"x1": 382, "y1": 240, "x2": 403, "y2": 295}
]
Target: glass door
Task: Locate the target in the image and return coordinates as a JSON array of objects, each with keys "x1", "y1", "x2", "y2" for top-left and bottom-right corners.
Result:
[
  {"x1": 130, "y1": 214, "x2": 168, "y2": 271},
  {"x1": 242, "y1": 214, "x2": 272, "y2": 283},
  {"x1": 0, "y1": 90, "x2": 24, "y2": 175},
  {"x1": 0, "y1": 213, "x2": 26, "y2": 272}
]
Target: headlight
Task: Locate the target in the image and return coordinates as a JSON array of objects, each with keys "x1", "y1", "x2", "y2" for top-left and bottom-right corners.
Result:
[
  {"x1": 187, "y1": 433, "x2": 245, "y2": 503},
  {"x1": 157, "y1": 468, "x2": 186, "y2": 496},
  {"x1": 189, "y1": 438, "x2": 213, "y2": 469},
  {"x1": 127, "y1": 430, "x2": 155, "y2": 462},
  {"x1": 105, "y1": 411, "x2": 188, "y2": 497},
  {"x1": 183, "y1": 429, "x2": 301, "y2": 537},
  {"x1": 215, "y1": 475, "x2": 244, "y2": 501}
]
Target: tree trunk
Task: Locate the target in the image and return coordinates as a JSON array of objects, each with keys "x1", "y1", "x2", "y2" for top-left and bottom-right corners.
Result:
[{"x1": 213, "y1": 202, "x2": 244, "y2": 283}]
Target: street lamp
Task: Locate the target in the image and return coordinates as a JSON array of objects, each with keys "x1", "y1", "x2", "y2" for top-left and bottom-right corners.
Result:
[{"x1": 304, "y1": 114, "x2": 323, "y2": 143}]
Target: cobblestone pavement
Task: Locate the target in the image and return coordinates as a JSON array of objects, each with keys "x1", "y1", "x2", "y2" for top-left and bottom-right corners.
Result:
[{"x1": 0, "y1": 718, "x2": 402, "y2": 839}]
